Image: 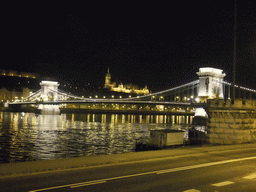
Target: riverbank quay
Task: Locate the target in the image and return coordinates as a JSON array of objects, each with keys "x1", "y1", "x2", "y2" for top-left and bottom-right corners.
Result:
[{"x1": 1, "y1": 143, "x2": 256, "y2": 178}]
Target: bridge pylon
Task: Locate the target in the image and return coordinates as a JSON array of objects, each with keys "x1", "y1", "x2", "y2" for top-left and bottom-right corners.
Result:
[
  {"x1": 197, "y1": 67, "x2": 226, "y2": 102},
  {"x1": 40, "y1": 80, "x2": 59, "y2": 101}
]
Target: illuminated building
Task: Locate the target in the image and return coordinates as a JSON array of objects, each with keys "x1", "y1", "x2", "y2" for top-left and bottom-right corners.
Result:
[
  {"x1": 104, "y1": 68, "x2": 116, "y2": 89},
  {"x1": 104, "y1": 68, "x2": 150, "y2": 95},
  {"x1": 0, "y1": 69, "x2": 36, "y2": 79},
  {"x1": 0, "y1": 69, "x2": 38, "y2": 102},
  {"x1": 0, "y1": 87, "x2": 31, "y2": 102}
]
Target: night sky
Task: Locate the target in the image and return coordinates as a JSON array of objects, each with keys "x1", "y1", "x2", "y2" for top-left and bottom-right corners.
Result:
[{"x1": 2, "y1": 1, "x2": 256, "y2": 92}]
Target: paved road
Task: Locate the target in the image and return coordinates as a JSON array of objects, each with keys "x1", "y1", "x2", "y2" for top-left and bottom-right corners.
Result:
[{"x1": 1, "y1": 148, "x2": 256, "y2": 192}]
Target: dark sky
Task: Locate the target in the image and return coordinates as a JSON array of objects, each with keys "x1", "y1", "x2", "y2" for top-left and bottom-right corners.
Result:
[{"x1": 2, "y1": 1, "x2": 256, "y2": 92}]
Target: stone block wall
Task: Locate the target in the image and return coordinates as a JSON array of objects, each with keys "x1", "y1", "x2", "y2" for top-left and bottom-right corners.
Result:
[{"x1": 206, "y1": 99, "x2": 256, "y2": 144}]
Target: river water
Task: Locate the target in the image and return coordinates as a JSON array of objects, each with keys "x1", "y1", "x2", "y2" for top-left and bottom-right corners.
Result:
[{"x1": 0, "y1": 112, "x2": 192, "y2": 164}]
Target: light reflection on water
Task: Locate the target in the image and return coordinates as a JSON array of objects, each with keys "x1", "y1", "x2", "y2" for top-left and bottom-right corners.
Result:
[{"x1": 0, "y1": 112, "x2": 192, "y2": 163}]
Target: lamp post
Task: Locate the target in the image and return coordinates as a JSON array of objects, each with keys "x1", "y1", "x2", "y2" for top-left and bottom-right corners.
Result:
[{"x1": 232, "y1": 0, "x2": 237, "y2": 100}]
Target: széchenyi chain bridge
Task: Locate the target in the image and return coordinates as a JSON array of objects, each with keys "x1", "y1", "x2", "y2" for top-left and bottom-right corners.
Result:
[{"x1": 9, "y1": 67, "x2": 256, "y2": 115}]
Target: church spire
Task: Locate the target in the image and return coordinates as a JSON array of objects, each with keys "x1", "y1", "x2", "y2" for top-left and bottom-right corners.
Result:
[{"x1": 105, "y1": 67, "x2": 111, "y2": 88}]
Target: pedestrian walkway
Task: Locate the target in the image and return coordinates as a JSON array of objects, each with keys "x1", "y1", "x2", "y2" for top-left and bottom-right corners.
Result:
[{"x1": 1, "y1": 143, "x2": 256, "y2": 178}]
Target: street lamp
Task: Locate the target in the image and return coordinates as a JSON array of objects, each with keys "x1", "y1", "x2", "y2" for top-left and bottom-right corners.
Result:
[{"x1": 232, "y1": 0, "x2": 237, "y2": 100}]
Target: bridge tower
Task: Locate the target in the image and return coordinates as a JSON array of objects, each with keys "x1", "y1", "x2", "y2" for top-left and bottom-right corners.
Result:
[
  {"x1": 197, "y1": 67, "x2": 226, "y2": 102},
  {"x1": 40, "y1": 80, "x2": 59, "y2": 101}
]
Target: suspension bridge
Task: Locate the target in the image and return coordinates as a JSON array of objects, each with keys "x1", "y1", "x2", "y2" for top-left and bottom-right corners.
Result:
[{"x1": 9, "y1": 67, "x2": 256, "y2": 114}]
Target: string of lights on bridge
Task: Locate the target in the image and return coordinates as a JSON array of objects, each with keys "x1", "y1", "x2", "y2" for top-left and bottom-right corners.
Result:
[{"x1": 221, "y1": 80, "x2": 256, "y2": 92}]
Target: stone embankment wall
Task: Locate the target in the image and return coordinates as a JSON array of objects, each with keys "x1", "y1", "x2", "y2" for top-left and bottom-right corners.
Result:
[{"x1": 206, "y1": 99, "x2": 256, "y2": 144}]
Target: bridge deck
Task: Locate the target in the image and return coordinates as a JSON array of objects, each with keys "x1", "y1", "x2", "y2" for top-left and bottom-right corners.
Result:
[{"x1": 10, "y1": 100, "x2": 192, "y2": 106}]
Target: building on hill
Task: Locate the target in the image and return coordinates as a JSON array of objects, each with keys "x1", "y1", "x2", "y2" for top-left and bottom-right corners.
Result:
[
  {"x1": 0, "y1": 69, "x2": 36, "y2": 79},
  {"x1": 0, "y1": 69, "x2": 38, "y2": 102},
  {"x1": 0, "y1": 87, "x2": 31, "y2": 102},
  {"x1": 104, "y1": 68, "x2": 150, "y2": 95}
]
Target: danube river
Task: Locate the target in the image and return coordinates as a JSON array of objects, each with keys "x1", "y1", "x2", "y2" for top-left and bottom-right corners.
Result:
[{"x1": 0, "y1": 112, "x2": 193, "y2": 164}]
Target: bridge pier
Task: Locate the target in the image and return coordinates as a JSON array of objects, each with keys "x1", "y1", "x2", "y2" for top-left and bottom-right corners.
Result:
[
  {"x1": 38, "y1": 104, "x2": 60, "y2": 114},
  {"x1": 205, "y1": 99, "x2": 256, "y2": 144}
]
